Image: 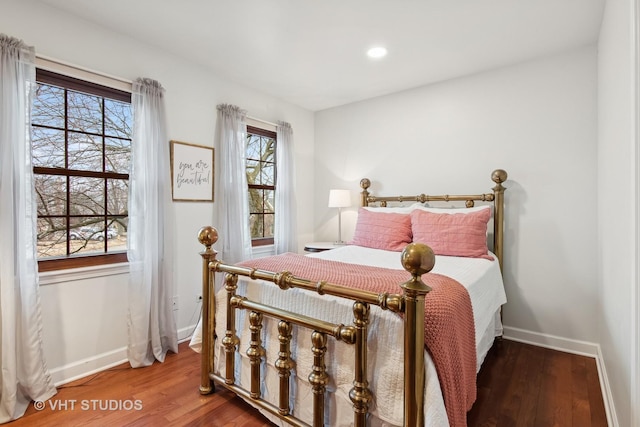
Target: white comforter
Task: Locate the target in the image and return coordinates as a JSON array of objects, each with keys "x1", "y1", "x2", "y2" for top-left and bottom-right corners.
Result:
[{"x1": 190, "y1": 245, "x2": 506, "y2": 426}]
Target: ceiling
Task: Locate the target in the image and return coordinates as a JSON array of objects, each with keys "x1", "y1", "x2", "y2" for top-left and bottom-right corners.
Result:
[{"x1": 39, "y1": 0, "x2": 605, "y2": 112}]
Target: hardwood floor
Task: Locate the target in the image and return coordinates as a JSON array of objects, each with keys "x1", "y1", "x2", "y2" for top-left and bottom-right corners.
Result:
[
  {"x1": 8, "y1": 339, "x2": 606, "y2": 427},
  {"x1": 467, "y1": 339, "x2": 607, "y2": 427}
]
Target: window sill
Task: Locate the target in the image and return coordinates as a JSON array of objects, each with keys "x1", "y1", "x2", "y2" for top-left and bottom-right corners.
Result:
[
  {"x1": 252, "y1": 244, "x2": 275, "y2": 259},
  {"x1": 39, "y1": 262, "x2": 130, "y2": 286},
  {"x1": 39, "y1": 246, "x2": 275, "y2": 285}
]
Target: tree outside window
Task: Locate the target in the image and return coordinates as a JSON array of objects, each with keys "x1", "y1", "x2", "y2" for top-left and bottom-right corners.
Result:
[
  {"x1": 246, "y1": 126, "x2": 276, "y2": 246},
  {"x1": 32, "y1": 69, "x2": 131, "y2": 271}
]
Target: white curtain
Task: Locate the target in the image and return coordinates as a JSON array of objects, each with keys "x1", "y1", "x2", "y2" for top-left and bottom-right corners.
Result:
[
  {"x1": 215, "y1": 104, "x2": 252, "y2": 265},
  {"x1": 274, "y1": 121, "x2": 297, "y2": 254},
  {"x1": 0, "y1": 34, "x2": 56, "y2": 422},
  {"x1": 127, "y1": 78, "x2": 178, "y2": 368}
]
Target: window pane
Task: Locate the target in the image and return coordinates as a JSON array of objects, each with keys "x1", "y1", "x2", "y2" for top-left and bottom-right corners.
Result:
[
  {"x1": 107, "y1": 217, "x2": 127, "y2": 253},
  {"x1": 264, "y1": 190, "x2": 274, "y2": 213},
  {"x1": 69, "y1": 217, "x2": 105, "y2": 256},
  {"x1": 32, "y1": 84, "x2": 64, "y2": 128},
  {"x1": 71, "y1": 217, "x2": 104, "y2": 231},
  {"x1": 246, "y1": 135, "x2": 261, "y2": 160},
  {"x1": 261, "y1": 163, "x2": 274, "y2": 186},
  {"x1": 35, "y1": 174, "x2": 66, "y2": 216},
  {"x1": 249, "y1": 213, "x2": 263, "y2": 239},
  {"x1": 246, "y1": 160, "x2": 260, "y2": 185},
  {"x1": 262, "y1": 137, "x2": 275, "y2": 163},
  {"x1": 70, "y1": 177, "x2": 104, "y2": 215},
  {"x1": 37, "y1": 217, "x2": 66, "y2": 258},
  {"x1": 107, "y1": 179, "x2": 128, "y2": 215},
  {"x1": 104, "y1": 98, "x2": 132, "y2": 139},
  {"x1": 67, "y1": 90, "x2": 102, "y2": 134},
  {"x1": 32, "y1": 127, "x2": 65, "y2": 168},
  {"x1": 105, "y1": 137, "x2": 131, "y2": 173},
  {"x1": 248, "y1": 188, "x2": 263, "y2": 213},
  {"x1": 68, "y1": 132, "x2": 103, "y2": 171},
  {"x1": 264, "y1": 214, "x2": 274, "y2": 238}
]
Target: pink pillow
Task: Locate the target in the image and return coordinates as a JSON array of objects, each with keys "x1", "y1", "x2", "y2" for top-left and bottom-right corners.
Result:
[
  {"x1": 410, "y1": 207, "x2": 493, "y2": 260},
  {"x1": 350, "y1": 208, "x2": 412, "y2": 251}
]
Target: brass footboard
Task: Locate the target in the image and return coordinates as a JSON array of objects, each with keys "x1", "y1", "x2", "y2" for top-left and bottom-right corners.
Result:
[{"x1": 197, "y1": 228, "x2": 435, "y2": 427}]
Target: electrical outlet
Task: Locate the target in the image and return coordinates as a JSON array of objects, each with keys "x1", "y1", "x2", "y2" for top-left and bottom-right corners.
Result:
[{"x1": 172, "y1": 296, "x2": 179, "y2": 311}]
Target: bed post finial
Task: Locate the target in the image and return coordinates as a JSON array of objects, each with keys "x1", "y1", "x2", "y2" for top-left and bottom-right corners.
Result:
[
  {"x1": 198, "y1": 226, "x2": 219, "y2": 395},
  {"x1": 198, "y1": 225, "x2": 219, "y2": 248},
  {"x1": 401, "y1": 243, "x2": 435, "y2": 279},
  {"x1": 490, "y1": 169, "x2": 508, "y2": 272},
  {"x1": 491, "y1": 169, "x2": 507, "y2": 186},
  {"x1": 399, "y1": 243, "x2": 434, "y2": 426},
  {"x1": 360, "y1": 178, "x2": 371, "y2": 207}
]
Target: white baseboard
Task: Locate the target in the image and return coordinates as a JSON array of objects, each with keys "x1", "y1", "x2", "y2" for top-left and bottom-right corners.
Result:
[
  {"x1": 503, "y1": 325, "x2": 616, "y2": 427},
  {"x1": 595, "y1": 345, "x2": 618, "y2": 427},
  {"x1": 50, "y1": 324, "x2": 197, "y2": 387},
  {"x1": 177, "y1": 325, "x2": 196, "y2": 343},
  {"x1": 50, "y1": 347, "x2": 128, "y2": 387},
  {"x1": 502, "y1": 325, "x2": 599, "y2": 357}
]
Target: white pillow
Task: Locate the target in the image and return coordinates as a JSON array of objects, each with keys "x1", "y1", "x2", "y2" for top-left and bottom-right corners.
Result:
[
  {"x1": 414, "y1": 204, "x2": 492, "y2": 215},
  {"x1": 362, "y1": 202, "x2": 424, "y2": 213}
]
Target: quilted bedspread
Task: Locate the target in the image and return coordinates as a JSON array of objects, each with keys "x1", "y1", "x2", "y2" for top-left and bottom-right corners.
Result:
[{"x1": 237, "y1": 252, "x2": 476, "y2": 427}]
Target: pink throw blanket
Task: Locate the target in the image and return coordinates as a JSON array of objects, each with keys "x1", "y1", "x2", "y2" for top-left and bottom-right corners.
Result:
[{"x1": 237, "y1": 253, "x2": 476, "y2": 427}]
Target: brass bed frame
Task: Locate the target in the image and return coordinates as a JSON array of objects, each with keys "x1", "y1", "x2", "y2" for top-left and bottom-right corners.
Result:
[{"x1": 197, "y1": 169, "x2": 507, "y2": 427}]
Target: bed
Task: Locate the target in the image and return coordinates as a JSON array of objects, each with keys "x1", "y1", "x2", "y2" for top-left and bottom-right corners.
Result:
[{"x1": 190, "y1": 169, "x2": 508, "y2": 427}]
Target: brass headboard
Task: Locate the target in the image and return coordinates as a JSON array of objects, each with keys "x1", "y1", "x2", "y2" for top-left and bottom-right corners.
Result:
[{"x1": 359, "y1": 169, "x2": 508, "y2": 270}]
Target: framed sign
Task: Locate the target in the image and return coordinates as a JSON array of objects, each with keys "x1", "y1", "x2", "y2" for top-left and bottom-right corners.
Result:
[{"x1": 170, "y1": 140, "x2": 214, "y2": 202}]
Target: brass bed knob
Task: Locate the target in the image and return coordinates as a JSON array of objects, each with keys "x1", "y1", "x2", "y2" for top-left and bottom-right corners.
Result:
[
  {"x1": 198, "y1": 226, "x2": 219, "y2": 248},
  {"x1": 401, "y1": 243, "x2": 435, "y2": 277}
]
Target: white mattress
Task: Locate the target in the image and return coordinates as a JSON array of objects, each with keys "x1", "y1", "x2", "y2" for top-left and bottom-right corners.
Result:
[{"x1": 190, "y1": 245, "x2": 507, "y2": 426}]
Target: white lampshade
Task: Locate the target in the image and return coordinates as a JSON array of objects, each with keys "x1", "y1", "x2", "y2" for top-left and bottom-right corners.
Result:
[{"x1": 328, "y1": 189, "x2": 351, "y2": 208}]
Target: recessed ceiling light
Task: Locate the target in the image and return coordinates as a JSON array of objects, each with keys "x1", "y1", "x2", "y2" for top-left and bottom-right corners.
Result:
[{"x1": 367, "y1": 47, "x2": 387, "y2": 59}]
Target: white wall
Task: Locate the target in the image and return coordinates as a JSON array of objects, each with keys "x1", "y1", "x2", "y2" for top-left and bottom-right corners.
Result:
[
  {"x1": 1, "y1": 0, "x2": 315, "y2": 383},
  {"x1": 597, "y1": 0, "x2": 638, "y2": 425},
  {"x1": 315, "y1": 46, "x2": 600, "y2": 345}
]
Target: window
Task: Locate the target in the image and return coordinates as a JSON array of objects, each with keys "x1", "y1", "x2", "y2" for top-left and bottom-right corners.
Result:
[
  {"x1": 246, "y1": 126, "x2": 276, "y2": 246},
  {"x1": 32, "y1": 69, "x2": 132, "y2": 272}
]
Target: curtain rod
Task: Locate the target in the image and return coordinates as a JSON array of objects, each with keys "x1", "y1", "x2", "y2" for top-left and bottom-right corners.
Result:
[
  {"x1": 35, "y1": 53, "x2": 132, "y2": 85},
  {"x1": 247, "y1": 115, "x2": 278, "y2": 128}
]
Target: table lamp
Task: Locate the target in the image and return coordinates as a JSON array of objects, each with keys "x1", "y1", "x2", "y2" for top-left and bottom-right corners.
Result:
[{"x1": 328, "y1": 189, "x2": 351, "y2": 244}]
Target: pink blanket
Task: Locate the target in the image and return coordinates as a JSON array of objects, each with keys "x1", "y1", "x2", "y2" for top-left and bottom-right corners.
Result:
[{"x1": 237, "y1": 253, "x2": 476, "y2": 427}]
